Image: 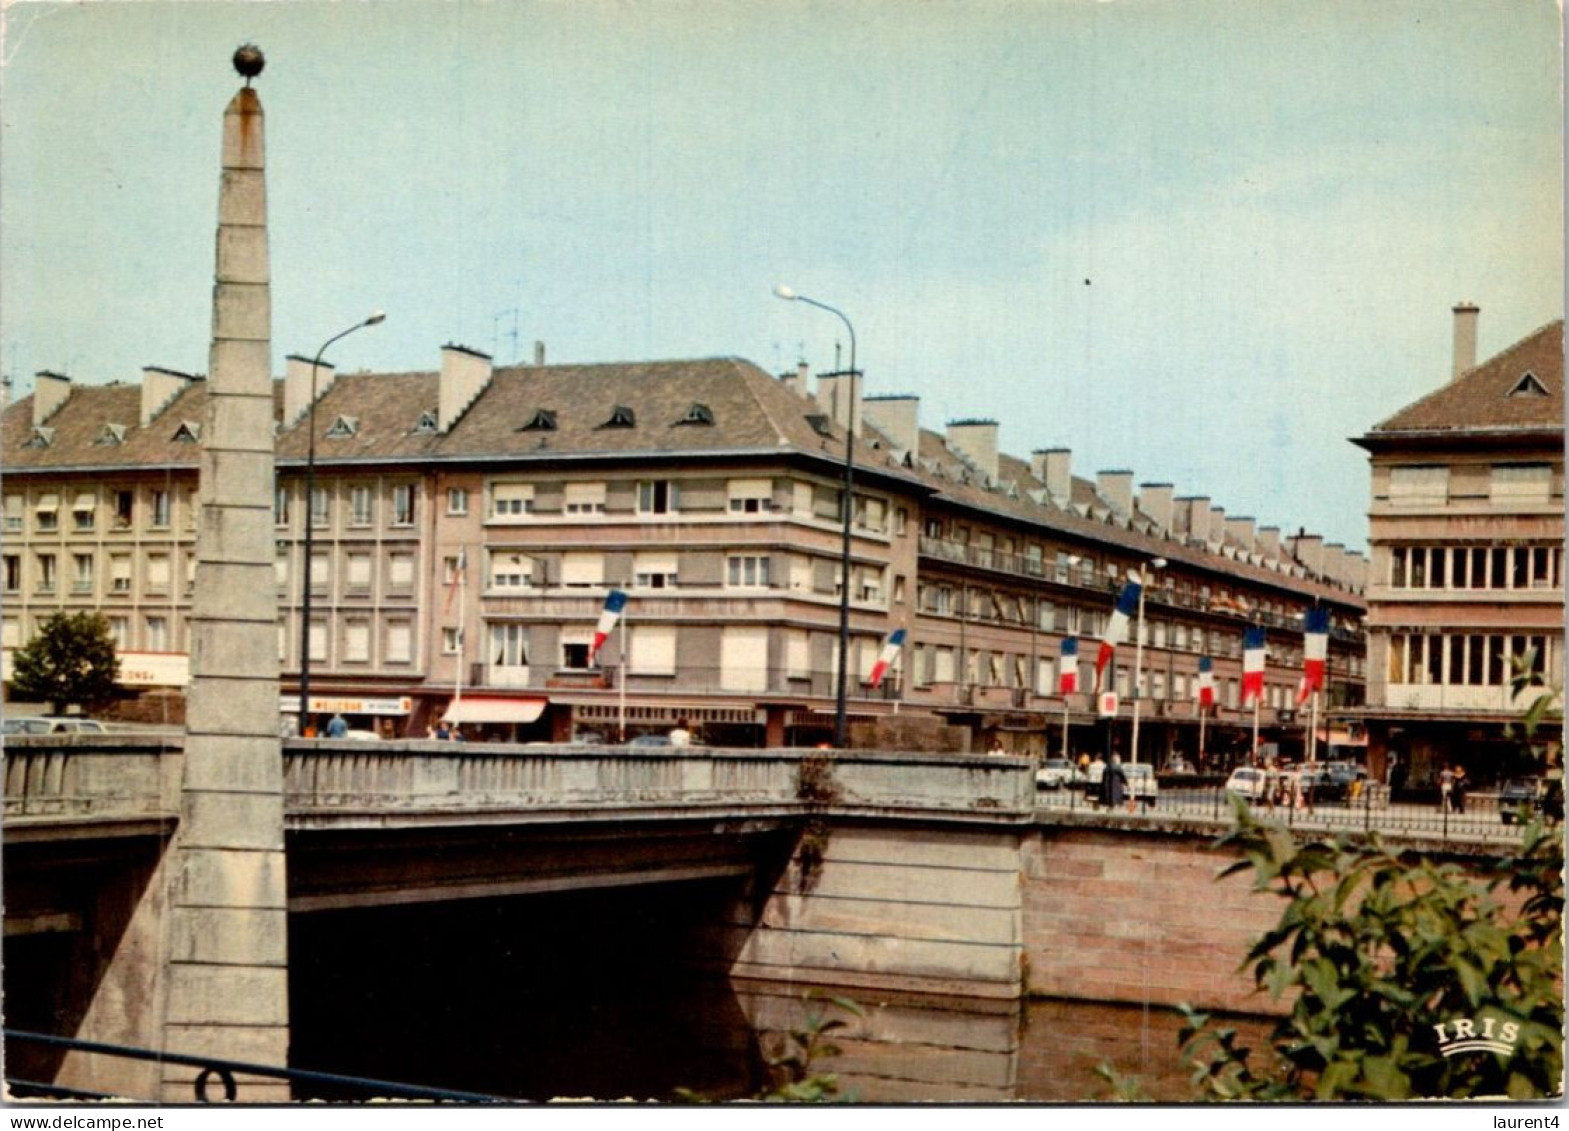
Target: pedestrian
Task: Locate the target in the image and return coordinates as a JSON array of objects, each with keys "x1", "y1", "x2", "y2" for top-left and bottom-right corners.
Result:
[
  {"x1": 1103, "y1": 753, "x2": 1127, "y2": 810},
  {"x1": 1439, "y1": 765, "x2": 1455, "y2": 812},
  {"x1": 325, "y1": 713, "x2": 349, "y2": 739},
  {"x1": 1452, "y1": 765, "x2": 1468, "y2": 814},
  {"x1": 434, "y1": 719, "x2": 451, "y2": 741},
  {"x1": 670, "y1": 717, "x2": 692, "y2": 747},
  {"x1": 989, "y1": 737, "x2": 1006, "y2": 755},
  {"x1": 449, "y1": 723, "x2": 464, "y2": 742}
]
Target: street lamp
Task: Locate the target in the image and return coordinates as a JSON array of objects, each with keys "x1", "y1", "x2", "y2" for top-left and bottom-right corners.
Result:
[
  {"x1": 774, "y1": 284, "x2": 857, "y2": 749},
  {"x1": 296, "y1": 311, "x2": 385, "y2": 735},
  {"x1": 1129, "y1": 556, "x2": 1167, "y2": 764}
]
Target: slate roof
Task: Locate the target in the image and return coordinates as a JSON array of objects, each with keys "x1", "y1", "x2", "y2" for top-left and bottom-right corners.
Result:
[{"x1": 1363, "y1": 319, "x2": 1564, "y2": 439}]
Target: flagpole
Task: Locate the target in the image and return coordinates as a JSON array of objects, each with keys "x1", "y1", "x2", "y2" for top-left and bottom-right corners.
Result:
[
  {"x1": 1198, "y1": 702, "x2": 1207, "y2": 766},
  {"x1": 1061, "y1": 696, "x2": 1070, "y2": 762},
  {"x1": 1252, "y1": 694, "x2": 1261, "y2": 762},
  {"x1": 618, "y1": 599, "x2": 628, "y2": 743},
  {"x1": 453, "y1": 546, "x2": 466, "y2": 708},
  {"x1": 1308, "y1": 687, "x2": 1320, "y2": 765}
]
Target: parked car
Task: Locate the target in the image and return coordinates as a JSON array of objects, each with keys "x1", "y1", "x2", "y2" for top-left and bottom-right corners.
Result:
[
  {"x1": 1035, "y1": 758, "x2": 1083, "y2": 790},
  {"x1": 1224, "y1": 766, "x2": 1272, "y2": 801},
  {"x1": 1497, "y1": 777, "x2": 1559, "y2": 824},
  {"x1": 2, "y1": 716, "x2": 108, "y2": 736},
  {"x1": 1087, "y1": 760, "x2": 1158, "y2": 805},
  {"x1": 627, "y1": 734, "x2": 673, "y2": 748}
]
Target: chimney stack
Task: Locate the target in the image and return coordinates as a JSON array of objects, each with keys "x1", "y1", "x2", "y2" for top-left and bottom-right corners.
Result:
[
  {"x1": 1137, "y1": 483, "x2": 1175, "y2": 534},
  {"x1": 1292, "y1": 532, "x2": 1325, "y2": 577},
  {"x1": 862, "y1": 394, "x2": 920, "y2": 457},
  {"x1": 946, "y1": 419, "x2": 999, "y2": 482},
  {"x1": 1224, "y1": 515, "x2": 1257, "y2": 556},
  {"x1": 1175, "y1": 496, "x2": 1210, "y2": 543},
  {"x1": 1096, "y1": 469, "x2": 1134, "y2": 516},
  {"x1": 1032, "y1": 449, "x2": 1072, "y2": 503},
  {"x1": 439, "y1": 343, "x2": 494, "y2": 432},
  {"x1": 534, "y1": 340, "x2": 546, "y2": 366},
  {"x1": 1452, "y1": 302, "x2": 1479, "y2": 380},
  {"x1": 1207, "y1": 505, "x2": 1227, "y2": 547},
  {"x1": 815, "y1": 370, "x2": 863, "y2": 437},
  {"x1": 141, "y1": 366, "x2": 197, "y2": 427},
  {"x1": 1257, "y1": 525, "x2": 1282, "y2": 563},
  {"x1": 32, "y1": 371, "x2": 71, "y2": 428},
  {"x1": 283, "y1": 355, "x2": 335, "y2": 428}
]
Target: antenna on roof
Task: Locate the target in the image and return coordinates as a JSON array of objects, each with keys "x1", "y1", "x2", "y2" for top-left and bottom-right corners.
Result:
[{"x1": 492, "y1": 308, "x2": 521, "y2": 364}]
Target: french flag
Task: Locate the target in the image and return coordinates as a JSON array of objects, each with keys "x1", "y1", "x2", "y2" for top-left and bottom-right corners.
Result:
[
  {"x1": 1296, "y1": 607, "x2": 1329, "y2": 704},
  {"x1": 1094, "y1": 574, "x2": 1141, "y2": 688},
  {"x1": 868, "y1": 628, "x2": 906, "y2": 688},
  {"x1": 1059, "y1": 637, "x2": 1079, "y2": 695},
  {"x1": 1241, "y1": 626, "x2": 1267, "y2": 705},
  {"x1": 588, "y1": 589, "x2": 628, "y2": 664},
  {"x1": 1196, "y1": 656, "x2": 1215, "y2": 708}
]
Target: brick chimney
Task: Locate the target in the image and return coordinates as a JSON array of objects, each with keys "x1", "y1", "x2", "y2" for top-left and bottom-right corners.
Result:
[
  {"x1": 1137, "y1": 483, "x2": 1175, "y2": 533},
  {"x1": 1292, "y1": 532, "x2": 1325, "y2": 576},
  {"x1": 142, "y1": 366, "x2": 197, "y2": 427},
  {"x1": 1323, "y1": 543, "x2": 1347, "y2": 587},
  {"x1": 1207, "y1": 505, "x2": 1227, "y2": 547},
  {"x1": 863, "y1": 394, "x2": 920, "y2": 457},
  {"x1": 1257, "y1": 525, "x2": 1282, "y2": 563},
  {"x1": 284, "y1": 354, "x2": 335, "y2": 428},
  {"x1": 32, "y1": 371, "x2": 71, "y2": 428},
  {"x1": 1096, "y1": 470, "x2": 1134, "y2": 516},
  {"x1": 439, "y1": 343, "x2": 494, "y2": 432},
  {"x1": 1032, "y1": 449, "x2": 1072, "y2": 502},
  {"x1": 1224, "y1": 515, "x2": 1257, "y2": 556},
  {"x1": 946, "y1": 418, "x2": 999, "y2": 482},
  {"x1": 1452, "y1": 302, "x2": 1479, "y2": 380},
  {"x1": 1175, "y1": 496, "x2": 1210, "y2": 542}
]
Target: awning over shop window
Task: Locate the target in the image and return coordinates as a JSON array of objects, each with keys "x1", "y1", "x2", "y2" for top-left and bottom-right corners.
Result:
[{"x1": 443, "y1": 697, "x2": 548, "y2": 725}]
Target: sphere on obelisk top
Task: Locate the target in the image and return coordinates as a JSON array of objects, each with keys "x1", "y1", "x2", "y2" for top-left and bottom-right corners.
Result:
[{"x1": 233, "y1": 44, "x2": 265, "y2": 84}]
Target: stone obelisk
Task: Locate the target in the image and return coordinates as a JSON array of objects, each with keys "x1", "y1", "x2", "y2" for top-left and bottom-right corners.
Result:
[{"x1": 161, "y1": 45, "x2": 289, "y2": 1101}]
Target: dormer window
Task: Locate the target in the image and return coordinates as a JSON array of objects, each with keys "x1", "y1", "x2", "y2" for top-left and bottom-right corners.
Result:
[
  {"x1": 805, "y1": 413, "x2": 834, "y2": 438},
  {"x1": 519, "y1": 409, "x2": 558, "y2": 432},
  {"x1": 1508, "y1": 371, "x2": 1550, "y2": 398},
  {"x1": 411, "y1": 411, "x2": 439, "y2": 435},
  {"x1": 675, "y1": 403, "x2": 714, "y2": 426},
  {"x1": 95, "y1": 423, "x2": 127, "y2": 446},
  {"x1": 599, "y1": 406, "x2": 636, "y2": 429},
  {"x1": 325, "y1": 415, "x2": 359, "y2": 439},
  {"x1": 171, "y1": 420, "x2": 202, "y2": 443},
  {"x1": 22, "y1": 427, "x2": 54, "y2": 449}
]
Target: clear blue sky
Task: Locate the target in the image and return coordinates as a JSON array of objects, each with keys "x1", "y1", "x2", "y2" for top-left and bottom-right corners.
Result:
[{"x1": 2, "y1": 0, "x2": 1561, "y2": 551}]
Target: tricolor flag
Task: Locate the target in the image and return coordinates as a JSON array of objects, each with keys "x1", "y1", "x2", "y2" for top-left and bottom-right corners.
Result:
[
  {"x1": 1058, "y1": 638, "x2": 1079, "y2": 695},
  {"x1": 868, "y1": 628, "x2": 906, "y2": 688},
  {"x1": 443, "y1": 548, "x2": 467, "y2": 615},
  {"x1": 1296, "y1": 608, "x2": 1329, "y2": 705},
  {"x1": 588, "y1": 589, "x2": 628, "y2": 664},
  {"x1": 1195, "y1": 656, "x2": 1215, "y2": 708},
  {"x1": 1241, "y1": 626, "x2": 1267, "y2": 705},
  {"x1": 1094, "y1": 574, "x2": 1142, "y2": 689}
]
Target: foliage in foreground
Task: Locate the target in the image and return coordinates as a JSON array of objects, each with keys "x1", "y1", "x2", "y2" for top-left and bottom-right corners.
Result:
[
  {"x1": 1179, "y1": 797, "x2": 1563, "y2": 1101},
  {"x1": 678, "y1": 991, "x2": 864, "y2": 1103},
  {"x1": 7, "y1": 611, "x2": 120, "y2": 716}
]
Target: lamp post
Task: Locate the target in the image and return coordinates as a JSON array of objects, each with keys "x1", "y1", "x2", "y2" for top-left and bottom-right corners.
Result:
[
  {"x1": 296, "y1": 311, "x2": 385, "y2": 735},
  {"x1": 1129, "y1": 556, "x2": 1167, "y2": 764},
  {"x1": 774, "y1": 284, "x2": 856, "y2": 749}
]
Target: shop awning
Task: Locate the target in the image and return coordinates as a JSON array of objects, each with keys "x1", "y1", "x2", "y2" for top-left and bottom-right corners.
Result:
[{"x1": 443, "y1": 697, "x2": 548, "y2": 725}]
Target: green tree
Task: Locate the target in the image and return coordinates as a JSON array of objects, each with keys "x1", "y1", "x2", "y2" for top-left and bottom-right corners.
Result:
[
  {"x1": 1179, "y1": 799, "x2": 1563, "y2": 1101},
  {"x1": 8, "y1": 611, "x2": 121, "y2": 716}
]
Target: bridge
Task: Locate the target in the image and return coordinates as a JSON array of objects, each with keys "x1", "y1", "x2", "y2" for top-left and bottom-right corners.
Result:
[{"x1": 2, "y1": 737, "x2": 1516, "y2": 1102}]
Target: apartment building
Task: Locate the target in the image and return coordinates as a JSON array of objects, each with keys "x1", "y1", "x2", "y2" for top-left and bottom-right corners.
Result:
[
  {"x1": 3, "y1": 345, "x2": 1366, "y2": 753},
  {"x1": 1352, "y1": 308, "x2": 1564, "y2": 786}
]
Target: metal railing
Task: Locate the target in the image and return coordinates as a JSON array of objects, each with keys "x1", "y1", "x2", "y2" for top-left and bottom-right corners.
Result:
[{"x1": 4, "y1": 1030, "x2": 505, "y2": 1103}]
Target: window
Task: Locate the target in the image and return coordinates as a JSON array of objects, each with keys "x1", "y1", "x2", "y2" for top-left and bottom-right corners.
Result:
[
  {"x1": 3, "y1": 555, "x2": 20, "y2": 592},
  {"x1": 786, "y1": 631, "x2": 811, "y2": 678},
  {"x1": 35, "y1": 494, "x2": 60, "y2": 532},
  {"x1": 895, "y1": 507, "x2": 909, "y2": 536},
  {"x1": 325, "y1": 415, "x2": 359, "y2": 439},
  {"x1": 490, "y1": 553, "x2": 533, "y2": 589},
  {"x1": 274, "y1": 485, "x2": 290, "y2": 526},
  {"x1": 73, "y1": 493, "x2": 96, "y2": 531},
  {"x1": 1490, "y1": 464, "x2": 1551, "y2": 506},
  {"x1": 391, "y1": 485, "x2": 416, "y2": 526},
  {"x1": 491, "y1": 623, "x2": 529, "y2": 668},
  {"x1": 727, "y1": 479, "x2": 773, "y2": 513},
  {"x1": 385, "y1": 621, "x2": 413, "y2": 664},
  {"x1": 151, "y1": 490, "x2": 171, "y2": 529},
  {"x1": 599, "y1": 405, "x2": 636, "y2": 428},
  {"x1": 633, "y1": 552, "x2": 678, "y2": 590},
  {"x1": 1387, "y1": 465, "x2": 1449, "y2": 507},
  {"x1": 111, "y1": 555, "x2": 132, "y2": 593},
  {"x1": 560, "y1": 553, "x2": 604, "y2": 588},
  {"x1": 727, "y1": 555, "x2": 771, "y2": 588},
  {"x1": 1390, "y1": 546, "x2": 1408, "y2": 588},
  {"x1": 387, "y1": 553, "x2": 415, "y2": 593},
  {"x1": 146, "y1": 553, "x2": 171, "y2": 594},
  {"x1": 560, "y1": 629, "x2": 594, "y2": 670},
  {"x1": 630, "y1": 625, "x2": 677, "y2": 674},
  {"x1": 345, "y1": 553, "x2": 372, "y2": 593},
  {"x1": 66, "y1": 553, "x2": 91, "y2": 594},
  {"x1": 309, "y1": 619, "x2": 328, "y2": 662},
  {"x1": 442, "y1": 627, "x2": 464, "y2": 655},
  {"x1": 492, "y1": 483, "x2": 535, "y2": 517},
  {"x1": 1508, "y1": 372, "x2": 1550, "y2": 398},
  {"x1": 343, "y1": 620, "x2": 371, "y2": 663},
  {"x1": 1, "y1": 619, "x2": 18, "y2": 648},
  {"x1": 309, "y1": 552, "x2": 330, "y2": 593},
  {"x1": 146, "y1": 616, "x2": 169, "y2": 652},
  {"x1": 720, "y1": 627, "x2": 768, "y2": 691},
  {"x1": 350, "y1": 485, "x2": 373, "y2": 527},
  {"x1": 854, "y1": 495, "x2": 887, "y2": 533},
  {"x1": 675, "y1": 403, "x2": 714, "y2": 426},
  {"x1": 35, "y1": 553, "x2": 56, "y2": 593},
  {"x1": 310, "y1": 487, "x2": 331, "y2": 528},
  {"x1": 446, "y1": 487, "x2": 469, "y2": 516},
  {"x1": 564, "y1": 482, "x2": 607, "y2": 515},
  {"x1": 519, "y1": 409, "x2": 557, "y2": 432},
  {"x1": 637, "y1": 480, "x2": 679, "y2": 515},
  {"x1": 4, "y1": 495, "x2": 22, "y2": 532},
  {"x1": 278, "y1": 620, "x2": 289, "y2": 663}
]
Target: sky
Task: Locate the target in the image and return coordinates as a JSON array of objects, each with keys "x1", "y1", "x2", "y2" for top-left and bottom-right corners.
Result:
[{"x1": 1, "y1": 0, "x2": 1562, "y2": 552}]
